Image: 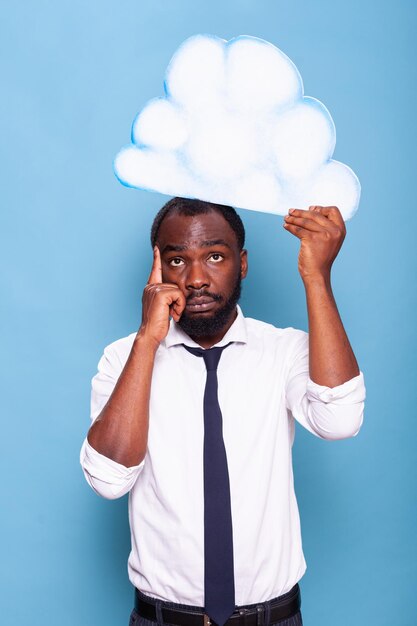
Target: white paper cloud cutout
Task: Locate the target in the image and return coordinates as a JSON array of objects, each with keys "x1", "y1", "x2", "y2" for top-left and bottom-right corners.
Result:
[{"x1": 114, "y1": 34, "x2": 360, "y2": 219}]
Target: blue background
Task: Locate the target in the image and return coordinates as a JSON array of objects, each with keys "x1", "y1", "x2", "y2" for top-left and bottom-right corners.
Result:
[{"x1": 2, "y1": 1, "x2": 416, "y2": 624}]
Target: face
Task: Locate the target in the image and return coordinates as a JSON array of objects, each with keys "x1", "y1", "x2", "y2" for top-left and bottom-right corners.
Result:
[{"x1": 156, "y1": 210, "x2": 248, "y2": 339}]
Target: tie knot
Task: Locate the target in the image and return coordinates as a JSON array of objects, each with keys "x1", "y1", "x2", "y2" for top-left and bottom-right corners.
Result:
[{"x1": 183, "y1": 342, "x2": 232, "y2": 371}]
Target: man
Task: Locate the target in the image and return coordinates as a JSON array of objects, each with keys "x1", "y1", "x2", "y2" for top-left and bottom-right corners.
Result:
[{"x1": 80, "y1": 197, "x2": 365, "y2": 626}]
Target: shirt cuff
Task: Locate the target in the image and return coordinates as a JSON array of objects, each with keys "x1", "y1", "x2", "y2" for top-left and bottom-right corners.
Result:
[
  {"x1": 306, "y1": 371, "x2": 366, "y2": 404},
  {"x1": 80, "y1": 438, "x2": 144, "y2": 499}
]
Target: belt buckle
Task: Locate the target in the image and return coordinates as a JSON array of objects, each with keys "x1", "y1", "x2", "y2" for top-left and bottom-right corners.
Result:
[{"x1": 204, "y1": 614, "x2": 212, "y2": 626}]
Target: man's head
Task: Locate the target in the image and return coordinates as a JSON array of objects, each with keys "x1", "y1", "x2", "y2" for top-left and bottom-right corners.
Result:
[{"x1": 150, "y1": 197, "x2": 248, "y2": 340}]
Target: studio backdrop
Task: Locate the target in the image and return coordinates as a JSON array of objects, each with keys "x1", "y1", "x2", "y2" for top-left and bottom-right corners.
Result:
[{"x1": 1, "y1": 1, "x2": 416, "y2": 625}]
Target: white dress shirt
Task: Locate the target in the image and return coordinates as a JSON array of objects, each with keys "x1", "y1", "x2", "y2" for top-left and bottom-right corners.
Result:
[{"x1": 80, "y1": 304, "x2": 365, "y2": 606}]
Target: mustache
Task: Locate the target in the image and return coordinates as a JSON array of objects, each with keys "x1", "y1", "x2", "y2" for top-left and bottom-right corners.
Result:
[{"x1": 186, "y1": 291, "x2": 223, "y2": 303}]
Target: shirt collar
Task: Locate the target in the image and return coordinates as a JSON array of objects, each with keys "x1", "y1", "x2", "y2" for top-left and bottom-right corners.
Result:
[{"x1": 164, "y1": 304, "x2": 248, "y2": 349}]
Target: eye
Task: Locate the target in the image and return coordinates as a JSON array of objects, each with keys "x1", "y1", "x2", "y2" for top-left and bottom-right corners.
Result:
[
  {"x1": 209, "y1": 253, "x2": 224, "y2": 263},
  {"x1": 169, "y1": 257, "x2": 185, "y2": 267}
]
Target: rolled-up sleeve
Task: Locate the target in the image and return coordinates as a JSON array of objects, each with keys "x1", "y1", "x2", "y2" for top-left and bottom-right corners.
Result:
[
  {"x1": 80, "y1": 341, "x2": 145, "y2": 499},
  {"x1": 80, "y1": 437, "x2": 143, "y2": 499},
  {"x1": 285, "y1": 331, "x2": 366, "y2": 440}
]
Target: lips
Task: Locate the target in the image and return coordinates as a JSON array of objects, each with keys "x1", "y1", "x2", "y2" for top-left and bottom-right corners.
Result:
[{"x1": 185, "y1": 296, "x2": 216, "y2": 312}]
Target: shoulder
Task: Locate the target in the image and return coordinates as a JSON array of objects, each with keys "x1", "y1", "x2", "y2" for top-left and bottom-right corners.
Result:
[
  {"x1": 244, "y1": 314, "x2": 307, "y2": 342},
  {"x1": 98, "y1": 331, "x2": 138, "y2": 371},
  {"x1": 244, "y1": 314, "x2": 308, "y2": 353}
]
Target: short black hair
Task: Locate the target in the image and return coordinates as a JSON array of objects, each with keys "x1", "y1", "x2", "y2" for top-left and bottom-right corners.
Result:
[{"x1": 150, "y1": 197, "x2": 245, "y2": 250}]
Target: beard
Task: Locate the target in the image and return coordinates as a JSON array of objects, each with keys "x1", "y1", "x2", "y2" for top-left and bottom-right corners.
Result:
[{"x1": 177, "y1": 273, "x2": 242, "y2": 338}]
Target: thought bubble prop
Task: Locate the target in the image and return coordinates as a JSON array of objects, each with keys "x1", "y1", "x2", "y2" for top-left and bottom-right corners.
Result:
[{"x1": 114, "y1": 34, "x2": 360, "y2": 219}]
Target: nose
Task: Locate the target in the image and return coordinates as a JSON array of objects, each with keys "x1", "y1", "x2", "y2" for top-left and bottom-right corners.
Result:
[{"x1": 185, "y1": 261, "x2": 210, "y2": 291}]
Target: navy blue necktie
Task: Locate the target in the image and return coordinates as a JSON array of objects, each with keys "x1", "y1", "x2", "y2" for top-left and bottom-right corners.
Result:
[{"x1": 183, "y1": 342, "x2": 235, "y2": 626}]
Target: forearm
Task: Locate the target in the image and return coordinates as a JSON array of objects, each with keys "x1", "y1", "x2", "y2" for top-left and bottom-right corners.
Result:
[
  {"x1": 304, "y1": 274, "x2": 360, "y2": 388},
  {"x1": 87, "y1": 332, "x2": 158, "y2": 467}
]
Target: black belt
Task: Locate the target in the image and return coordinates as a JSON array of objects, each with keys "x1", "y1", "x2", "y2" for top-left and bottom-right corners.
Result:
[{"x1": 134, "y1": 584, "x2": 301, "y2": 626}]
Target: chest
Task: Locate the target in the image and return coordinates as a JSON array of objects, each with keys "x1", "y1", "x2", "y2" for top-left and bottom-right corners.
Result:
[{"x1": 148, "y1": 343, "x2": 291, "y2": 459}]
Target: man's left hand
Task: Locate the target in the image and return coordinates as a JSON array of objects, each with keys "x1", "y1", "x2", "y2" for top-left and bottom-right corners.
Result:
[{"x1": 283, "y1": 205, "x2": 346, "y2": 282}]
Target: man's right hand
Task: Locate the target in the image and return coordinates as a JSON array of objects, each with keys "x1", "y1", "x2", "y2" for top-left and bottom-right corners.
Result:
[{"x1": 139, "y1": 246, "x2": 186, "y2": 347}]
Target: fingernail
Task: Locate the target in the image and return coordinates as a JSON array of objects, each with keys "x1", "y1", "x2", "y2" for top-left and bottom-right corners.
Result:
[{"x1": 289, "y1": 208, "x2": 295, "y2": 214}]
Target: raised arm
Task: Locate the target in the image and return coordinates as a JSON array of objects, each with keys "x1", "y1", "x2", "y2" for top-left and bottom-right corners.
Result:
[
  {"x1": 283, "y1": 205, "x2": 360, "y2": 388},
  {"x1": 86, "y1": 245, "x2": 186, "y2": 468}
]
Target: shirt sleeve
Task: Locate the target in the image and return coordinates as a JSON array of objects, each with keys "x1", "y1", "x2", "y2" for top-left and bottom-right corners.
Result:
[
  {"x1": 285, "y1": 330, "x2": 366, "y2": 440},
  {"x1": 79, "y1": 341, "x2": 145, "y2": 499}
]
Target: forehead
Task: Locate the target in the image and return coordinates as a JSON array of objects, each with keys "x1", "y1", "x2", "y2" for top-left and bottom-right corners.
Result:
[{"x1": 157, "y1": 210, "x2": 239, "y2": 250}]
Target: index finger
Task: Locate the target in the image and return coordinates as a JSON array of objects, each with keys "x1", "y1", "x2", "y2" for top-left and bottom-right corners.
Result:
[{"x1": 147, "y1": 245, "x2": 163, "y2": 284}]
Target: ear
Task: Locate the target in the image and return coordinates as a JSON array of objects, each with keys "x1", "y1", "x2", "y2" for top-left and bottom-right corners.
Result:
[{"x1": 240, "y1": 249, "x2": 248, "y2": 279}]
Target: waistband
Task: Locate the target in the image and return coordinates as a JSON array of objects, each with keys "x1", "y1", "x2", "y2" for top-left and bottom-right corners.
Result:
[{"x1": 134, "y1": 584, "x2": 301, "y2": 626}]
